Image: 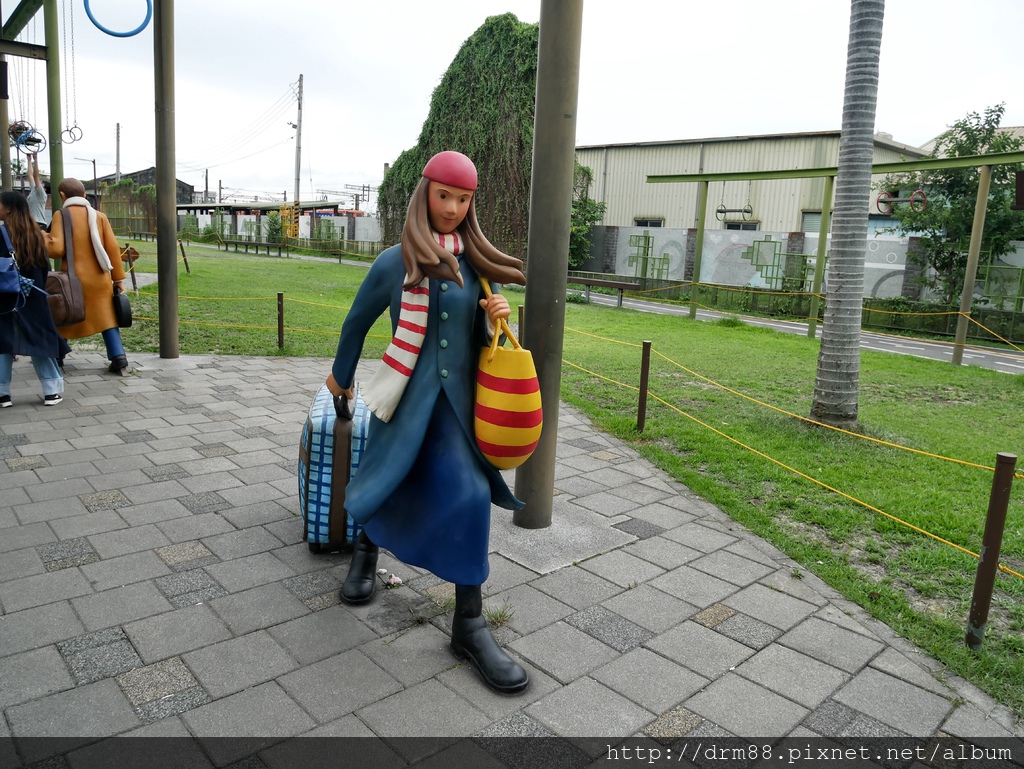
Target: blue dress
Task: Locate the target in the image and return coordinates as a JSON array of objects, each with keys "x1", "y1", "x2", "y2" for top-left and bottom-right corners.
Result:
[{"x1": 331, "y1": 245, "x2": 523, "y2": 585}]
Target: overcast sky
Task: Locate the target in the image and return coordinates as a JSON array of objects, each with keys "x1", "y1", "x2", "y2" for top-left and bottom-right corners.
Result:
[{"x1": 6, "y1": 0, "x2": 1022, "y2": 209}]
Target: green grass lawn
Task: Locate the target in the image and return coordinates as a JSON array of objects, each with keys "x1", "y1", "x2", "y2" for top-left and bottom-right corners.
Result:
[{"x1": 123, "y1": 240, "x2": 1024, "y2": 716}]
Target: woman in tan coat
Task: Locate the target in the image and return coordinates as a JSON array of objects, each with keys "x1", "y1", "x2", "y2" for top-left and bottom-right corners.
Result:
[{"x1": 47, "y1": 178, "x2": 129, "y2": 373}]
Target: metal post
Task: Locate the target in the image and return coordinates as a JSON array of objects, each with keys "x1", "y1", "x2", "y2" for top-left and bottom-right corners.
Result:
[
  {"x1": 517, "y1": 304, "x2": 524, "y2": 346},
  {"x1": 808, "y1": 174, "x2": 834, "y2": 338},
  {"x1": 952, "y1": 165, "x2": 992, "y2": 366},
  {"x1": 637, "y1": 340, "x2": 651, "y2": 432},
  {"x1": 153, "y1": 0, "x2": 179, "y2": 357},
  {"x1": 512, "y1": 0, "x2": 584, "y2": 529},
  {"x1": 42, "y1": 0, "x2": 64, "y2": 198},
  {"x1": 965, "y1": 452, "x2": 1017, "y2": 649},
  {"x1": 689, "y1": 180, "x2": 708, "y2": 319},
  {"x1": 277, "y1": 292, "x2": 284, "y2": 349},
  {"x1": 0, "y1": 55, "x2": 11, "y2": 191}
]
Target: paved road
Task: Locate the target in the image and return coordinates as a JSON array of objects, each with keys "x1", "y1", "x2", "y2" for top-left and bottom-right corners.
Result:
[{"x1": 581, "y1": 291, "x2": 1024, "y2": 375}]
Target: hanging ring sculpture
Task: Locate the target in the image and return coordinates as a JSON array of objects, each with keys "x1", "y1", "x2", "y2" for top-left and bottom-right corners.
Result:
[
  {"x1": 8, "y1": 121, "x2": 33, "y2": 146},
  {"x1": 715, "y1": 203, "x2": 753, "y2": 222},
  {"x1": 84, "y1": 0, "x2": 152, "y2": 38},
  {"x1": 16, "y1": 129, "x2": 47, "y2": 154},
  {"x1": 61, "y1": 125, "x2": 84, "y2": 144}
]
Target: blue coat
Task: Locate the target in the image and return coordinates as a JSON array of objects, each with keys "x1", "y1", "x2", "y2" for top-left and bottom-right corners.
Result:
[{"x1": 332, "y1": 244, "x2": 522, "y2": 526}]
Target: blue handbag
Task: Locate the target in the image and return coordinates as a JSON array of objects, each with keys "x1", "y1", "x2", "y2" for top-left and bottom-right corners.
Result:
[{"x1": 0, "y1": 225, "x2": 29, "y2": 313}]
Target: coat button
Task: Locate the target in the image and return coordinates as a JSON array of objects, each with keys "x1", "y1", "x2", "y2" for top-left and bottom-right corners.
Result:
[
  {"x1": 440, "y1": 282, "x2": 448, "y2": 292},
  {"x1": 440, "y1": 311, "x2": 448, "y2": 320},
  {"x1": 441, "y1": 369, "x2": 448, "y2": 378},
  {"x1": 440, "y1": 339, "x2": 448, "y2": 349}
]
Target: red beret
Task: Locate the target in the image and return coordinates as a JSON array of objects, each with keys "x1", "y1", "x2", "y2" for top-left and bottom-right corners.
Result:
[{"x1": 422, "y1": 151, "x2": 478, "y2": 191}]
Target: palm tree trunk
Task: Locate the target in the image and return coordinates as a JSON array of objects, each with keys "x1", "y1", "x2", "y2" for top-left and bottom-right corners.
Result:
[{"x1": 811, "y1": 0, "x2": 885, "y2": 428}]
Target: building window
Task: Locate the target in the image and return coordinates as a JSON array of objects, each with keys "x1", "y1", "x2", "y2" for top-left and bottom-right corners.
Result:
[
  {"x1": 725, "y1": 222, "x2": 759, "y2": 231},
  {"x1": 634, "y1": 218, "x2": 663, "y2": 228}
]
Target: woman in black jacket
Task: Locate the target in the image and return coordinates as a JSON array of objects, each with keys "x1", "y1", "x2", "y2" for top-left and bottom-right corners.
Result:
[{"x1": 0, "y1": 191, "x2": 65, "y2": 406}]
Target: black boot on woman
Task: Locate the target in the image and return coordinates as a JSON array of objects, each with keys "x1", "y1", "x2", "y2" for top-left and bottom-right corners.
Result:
[
  {"x1": 450, "y1": 584, "x2": 529, "y2": 694},
  {"x1": 340, "y1": 530, "x2": 379, "y2": 604}
]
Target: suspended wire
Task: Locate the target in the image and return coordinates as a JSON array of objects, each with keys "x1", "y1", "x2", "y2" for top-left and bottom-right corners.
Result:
[
  {"x1": 177, "y1": 137, "x2": 294, "y2": 174},
  {"x1": 178, "y1": 83, "x2": 297, "y2": 168}
]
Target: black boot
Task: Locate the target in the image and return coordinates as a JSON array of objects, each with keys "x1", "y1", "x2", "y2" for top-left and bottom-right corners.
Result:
[
  {"x1": 340, "y1": 531, "x2": 379, "y2": 604},
  {"x1": 108, "y1": 355, "x2": 128, "y2": 375},
  {"x1": 450, "y1": 584, "x2": 528, "y2": 694}
]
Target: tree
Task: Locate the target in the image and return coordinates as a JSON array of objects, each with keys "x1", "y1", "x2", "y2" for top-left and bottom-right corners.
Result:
[
  {"x1": 569, "y1": 162, "x2": 606, "y2": 269},
  {"x1": 264, "y1": 211, "x2": 283, "y2": 244},
  {"x1": 377, "y1": 14, "x2": 538, "y2": 258},
  {"x1": 810, "y1": 0, "x2": 885, "y2": 428},
  {"x1": 879, "y1": 104, "x2": 1024, "y2": 306}
]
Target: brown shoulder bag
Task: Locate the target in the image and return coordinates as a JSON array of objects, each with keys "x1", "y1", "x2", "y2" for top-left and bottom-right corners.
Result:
[{"x1": 47, "y1": 210, "x2": 86, "y2": 327}]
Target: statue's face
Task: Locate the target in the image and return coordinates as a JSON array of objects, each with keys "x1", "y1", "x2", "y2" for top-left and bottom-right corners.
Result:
[{"x1": 426, "y1": 181, "x2": 473, "y2": 234}]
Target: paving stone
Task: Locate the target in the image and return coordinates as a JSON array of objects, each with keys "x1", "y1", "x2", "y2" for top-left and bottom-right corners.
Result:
[
  {"x1": 79, "y1": 490, "x2": 132, "y2": 513},
  {"x1": 649, "y1": 565, "x2": 740, "y2": 609},
  {"x1": 37, "y1": 537, "x2": 100, "y2": 572},
  {"x1": 182, "y1": 631, "x2": 298, "y2": 698},
  {"x1": 645, "y1": 621, "x2": 755, "y2": 679},
  {"x1": 642, "y1": 706, "x2": 703, "y2": 740},
  {"x1": 612, "y1": 517, "x2": 667, "y2": 540},
  {"x1": 833, "y1": 667, "x2": 952, "y2": 736},
  {"x1": 267, "y1": 605, "x2": 377, "y2": 665},
  {"x1": 116, "y1": 656, "x2": 200, "y2": 706},
  {"x1": 202, "y1": 527, "x2": 284, "y2": 560},
  {"x1": 530, "y1": 565, "x2": 621, "y2": 610},
  {"x1": 57, "y1": 627, "x2": 143, "y2": 684},
  {"x1": 71, "y1": 581, "x2": 173, "y2": 632},
  {"x1": 208, "y1": 582, "x2": 309, "y2": 635},
  {"x1": 802, "y1": 698, "x2": 859, "y2": 735},
  {"x1": 689, "y1": 548, "x2": 776, "y2": 587},
  {"x1": 123, "y1": 603, "x2": 232, "y2": 664},
  {"x1": 156, "y1": 512, "x2": 237, "y2": 543},
  {"x1": 693, "y1": 604, "x2": 736, "y2": 628},
  {"x1": 6, "y1": 679, "x2": 141, "y2": 755},
  {"x1": 686, "y1": 673, "x2": 808, "y2": 737},
  {"x1": 156, "y1": 540, "x2": 215, "y2": 566},
  {"x1": 715, "y1": 612, "x2": 783, "y2": 649},
  {"x1": 722, "y1": 581, "x2": 819, "y2": 630},
  {"x1": 592, "y1": 647, "x2": 708, "y2": 714},
  {"x1": 509, "y1": 622, "x2": 618, "y2": 684},
  {"x1": 278, "y1": 648, "x2": 403, "y2": 723},
  {"x1": 181, "y1": 683, "x2": 316, "y2": 763},
  {"x1": 118, "y1": 430, "x2": 157, "y2": 445},
  {"x1": 79, "y1": 551, "x2": 171, "y2": 591},
  {"x1": 779, "y1": 616, "x2": 884, "y2": 674},
  {"x1": 526, "y1": 677, "x2": 655, "y2": 739},
  {"x1": 735, "y1": 644, "x2": 850, "y2": 710},
  {"x1": 281, "y1": 569, "x2": 343, "y2": 601},
  {"x1": 154, "y1": 568, "x2": 221, "y2": 599},
  {"x1": 360, "y1": 622, "x2": 457, "y2": 687},
  {"x1": 357, "y1": 678, "x2": 491, "y2": 740},
  {"x1": 6, "y1": 455, "x2": 47, "y2": 471},
  {"x1": 135, "y1": 685, "x2": 211, "y2": 724},
  {"x1": 196, "y1": 442, "x2": 236, "y2": 458},
  {"x1": 57, "y1": 511, "x2": 129, "y2": 541},
  {"x1": 578, "y1": 549, "x2": 665, "y2": 588},
  {"x1": 179, "y1": 492, "x2": 232, "y2": 515},
  {"x1": 0, "y1": 568, "x2": 93, "y2": 612},
  {"x1": 564, "y1": 605, "x2": 654, "y2": 652},
  {"x1": 0, "y1": 646, "x2": 75, "y2": 709},
  {"x1": 88, "y1": 524, "x2": 172, "y2": 559},
  {"x1": 202, "y1": 552, "x2": 297, "y2": 593}
]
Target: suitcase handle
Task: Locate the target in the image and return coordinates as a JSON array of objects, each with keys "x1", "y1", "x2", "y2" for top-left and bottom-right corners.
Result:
[{"x1": 333, "y1": 394, "x2": 354, "y2": 421}]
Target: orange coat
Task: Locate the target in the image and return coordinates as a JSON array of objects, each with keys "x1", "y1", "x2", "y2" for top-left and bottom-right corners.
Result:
[{"x1": 47, "y1": 206, "x2": 127, "y2": 339}]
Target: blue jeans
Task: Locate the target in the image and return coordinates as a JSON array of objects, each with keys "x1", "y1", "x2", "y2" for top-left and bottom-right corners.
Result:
[
  {"x1": 0, "y1": 354, "x2": 64, "y2": 397},
  {"x1": 102, "y1": 328, "x2": 125, "y2": 360}
]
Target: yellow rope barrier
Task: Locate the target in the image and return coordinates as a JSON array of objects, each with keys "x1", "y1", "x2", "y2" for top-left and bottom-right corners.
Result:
[{"x1": 563, "y1": 358, "x2": 1024, "y2": 581}]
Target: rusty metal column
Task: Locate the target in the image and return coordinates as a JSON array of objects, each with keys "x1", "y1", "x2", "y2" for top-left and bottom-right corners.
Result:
[
  {"x1": 513, "y1": 0, "x2": 584, "y2": 529},
  {"x1": 153, "y1": 0, "x2": 179, "y2": 357},
  {"x1": 951, "y1": 164, "x2": 991, "y2": 366},
  {"x1": 688, "y1": 180, "x2": 708, "y2": 319},
  {"x1": 0, "y1": 55, "x2": 10, "y2": 191}
]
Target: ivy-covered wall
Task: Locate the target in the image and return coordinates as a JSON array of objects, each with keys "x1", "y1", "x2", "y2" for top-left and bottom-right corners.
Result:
[{"x1": 376, "y1": 13, "x2": 538, "y2": 260}]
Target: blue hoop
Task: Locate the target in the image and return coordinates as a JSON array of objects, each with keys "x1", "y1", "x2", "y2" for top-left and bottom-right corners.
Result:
[{"x1": 83, "y1": 0, "x2": 152, "y2": 38}]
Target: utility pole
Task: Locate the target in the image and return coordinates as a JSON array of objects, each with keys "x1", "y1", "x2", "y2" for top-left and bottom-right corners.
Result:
[
  {"x1": 218, "y1": 179, "x2": 221, "y2": 204},
  {"x1": 293, "y1": 74, "x2": 303, "y2": 205},
  {"x1": 204, "y1": 168, "x2": 208, "y2": 203},
  {"x1": 513, "y1": 0, "x2": 584, "y2": 528},
  {"x1": 115, "y1": 123, "x2": 121, "y2": 182}
]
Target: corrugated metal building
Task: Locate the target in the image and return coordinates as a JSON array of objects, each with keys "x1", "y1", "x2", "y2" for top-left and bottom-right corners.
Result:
[{"x1": 575, "y1": 131, "x2": 927, "y2": 235}]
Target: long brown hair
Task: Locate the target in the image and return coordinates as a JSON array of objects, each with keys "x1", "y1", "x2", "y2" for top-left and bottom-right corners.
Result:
[
  {"x1": 0, "y1": 191, "x2": 48, "y2": 271},
  {"x1": 400, "y1": 177, "x2": 525, "y2": 290}
]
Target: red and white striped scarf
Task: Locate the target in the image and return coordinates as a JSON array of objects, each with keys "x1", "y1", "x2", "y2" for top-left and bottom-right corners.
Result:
[{"x1": 362, "y1": 230, "x2": 463, "y2": 422}]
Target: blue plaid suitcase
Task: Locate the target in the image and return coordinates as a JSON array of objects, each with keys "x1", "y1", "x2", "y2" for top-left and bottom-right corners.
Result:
[{"x1": 298, "y1": 385, "x2": 369, "y2": 553}]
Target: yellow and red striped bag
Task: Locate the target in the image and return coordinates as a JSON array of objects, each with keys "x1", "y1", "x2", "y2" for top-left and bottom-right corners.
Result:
[{"x1": 475, "y1": 279, "x2": 542, "y2": 470}]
